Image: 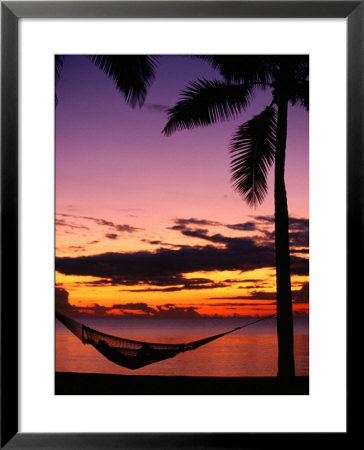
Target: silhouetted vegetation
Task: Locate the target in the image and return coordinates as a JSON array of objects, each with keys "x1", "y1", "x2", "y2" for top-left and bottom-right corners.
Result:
[
  {"x1": 163, "y1": 55, "x2": 309, "y2": 379},
  {"x1": 55, "y1": 55, "x2": 158, "y2": 108}
]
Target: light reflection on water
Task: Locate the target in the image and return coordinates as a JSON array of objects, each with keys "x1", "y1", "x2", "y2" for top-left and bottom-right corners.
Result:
[{"x1": 55, "y1": 317, "x2": 308, "y2": 377}]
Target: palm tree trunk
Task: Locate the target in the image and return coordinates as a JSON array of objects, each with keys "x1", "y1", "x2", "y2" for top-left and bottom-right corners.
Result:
[{"x1": 274, "y1": 95, "x2": 295, "y2": 379}]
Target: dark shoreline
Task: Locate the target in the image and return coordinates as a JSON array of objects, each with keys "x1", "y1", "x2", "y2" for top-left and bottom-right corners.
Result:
[{"x1": 55, "y1": 372, "x2": 309, "y2": 395}]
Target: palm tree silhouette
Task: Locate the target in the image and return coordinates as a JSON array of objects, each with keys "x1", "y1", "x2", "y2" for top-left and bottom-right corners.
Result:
[
  {"x1": 55, "y1": 55, "x2": 158, "y2": 107},
  {"x1": 163, "y1": 56, "x2": 309, "y2": 379}
]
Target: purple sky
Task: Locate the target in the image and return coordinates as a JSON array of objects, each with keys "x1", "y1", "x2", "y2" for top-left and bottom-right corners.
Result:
[
  {"x1": 55, "y1": 55, "x2": 309, "y2": 317},
  {"x1": 56, "y1": 56, "x2": 308, "y2": 220}
]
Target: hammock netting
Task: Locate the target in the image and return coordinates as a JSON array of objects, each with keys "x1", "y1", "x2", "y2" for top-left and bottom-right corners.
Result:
[{"x1": 56, "y1": 311, "x2": 274, "y2": 370}]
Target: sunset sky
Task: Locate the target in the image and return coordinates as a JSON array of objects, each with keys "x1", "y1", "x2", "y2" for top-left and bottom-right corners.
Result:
[{"x1": 55, "y1": 55, "x2": 309, "y2": 318}]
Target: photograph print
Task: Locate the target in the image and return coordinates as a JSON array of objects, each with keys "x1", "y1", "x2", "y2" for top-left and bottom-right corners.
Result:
[{"x1": 55, "y1": 55, "x2": 309, "y2": 395}]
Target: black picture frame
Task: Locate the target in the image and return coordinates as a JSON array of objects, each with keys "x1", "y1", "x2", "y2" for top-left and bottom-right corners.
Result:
[{"x1": 1, "y1": 1, "x2": 358, "y2": 448}]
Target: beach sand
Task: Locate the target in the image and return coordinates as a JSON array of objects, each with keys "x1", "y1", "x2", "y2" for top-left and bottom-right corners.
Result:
[{"x1": 55, "y1": 372, "x2": 309, "y2": 395}]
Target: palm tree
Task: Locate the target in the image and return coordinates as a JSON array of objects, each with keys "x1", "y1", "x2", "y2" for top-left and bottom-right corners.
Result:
[
  {"x1": 55, "y1": 55, "x2": 158, "y2": 107},
  {"x1": 162, "y1": 55, "x2": 309, "y2": 379}
]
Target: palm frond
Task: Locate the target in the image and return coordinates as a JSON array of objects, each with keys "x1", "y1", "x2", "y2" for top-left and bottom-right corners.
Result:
[
  {"x1": 55, "y1": 55, "x2": 64, "y2": 83},
  {"x1": 230, "y1": 106, "x2": 277, "y2": 207},
  {"x1": 294, "y1": 58, "x2": 309, "y2": 80},
  {"x1": 194, "y1": 56, "x2": 274, "y2": 86},
  {"x1": 55, "y1": 55, "x2": 64, "y2": 107},
  {"x1": 289, "y1": 79, "x2": 309, "y2": 110},
  {"x1": 162, "y1": 79, "x2": 253, "y2": 136},
  {"x1": 286, "y1": 56, "x2": 309, "y2": 109},
  {"x1": 89, "y1": 55, "x2": 158, "y2": 107}
]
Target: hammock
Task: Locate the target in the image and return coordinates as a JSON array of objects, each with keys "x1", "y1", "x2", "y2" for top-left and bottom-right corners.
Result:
[{"x1": 56, "y1": 311, "x2": 274, "y2": 370}]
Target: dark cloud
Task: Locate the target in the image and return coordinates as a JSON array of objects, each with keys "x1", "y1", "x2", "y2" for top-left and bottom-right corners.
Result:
[
  {"x1": 174, "y1": 225, "x2": 257, "y2": 247},
  {"x1": 90, "y1": 217, "x2": 114, "y2": 227},
  {"x1": 209, "y1": 291, "x2": 277, "y2": 301},
  {"x1": 292, "y1": 282, "x2": 309, "y2": 303},
  {"x1": 241, "y1": 290, "x2": 277, "y2": 300},
  {"x1": 207, "y1": 302, "x2": 276, "y2": 307},
  {"x1": 56, "y1": 238, "x2": 277, "y2": 286},
  {"x1": 56, "y1": 219, "x2": 89, "y2": 230},
  {"x1": 55, "y1": 287, "x2": 78, "y2": 315},
  {"x1": 292, "y1": 248, "x2": 309, "y2": 255},
  {"x1": 173, "y1": 218, "x2": 221, "y2": 227},
  {"x1": 73, "y1": 279, "x2": 113, "y2": 287},
  {"x1": 140, "y1": 239, "x2": 184, "y2": 249},
  {"x1": 288, "y1": 218, "x2": 309, "y2": 230},
  {"x1": 55, "y1": 287, "x2": 280, "y2": 319},
  {"x1": 210, "y1": 282, "x2": 309, "y2": 304},
  {"x1": 290, "y1": 255, "x2": 309, "y2": 275},
  {"x1": 180, "y1": 228, "x2": 213, "y2": 240},
  {"x1": 68, "y1": 245, "x2": 85, "y2": 252},
  {"x1": 226, "y1": 222, "x2": 257, "y2": 231},
  {"x1": 167, "y1": 218, "x2": 222, "y2": 242},
  {"x1": 105, "y1": 233, "x2": 119, "y2": 240},
  {"x1": 250, "y1": 215, "x2": 309, "y2": 248},
  {"x1": 77, "y1": 303, "x2": 109, "y2": 315},
  {"x1": 108, "y1": 303, "x2": 156, "y2": 314},
  {"x1": 170, "y1": 216, "x2": 308, "y2": 260},
  {"x1": 246, "y1": 214, "x2": 307, "y2": 229},
  {"x1": 57, "y1": 213, "x2": 141, "y2": 234},
  {"x1": 154, "y1": 304, "x2": 201, "y2": 318},
  {"x1": 253, "y1": 215, "x2": 275, "y2": 224},
  {"x1": 294, "y1": 310, "x2": 309, "y2": 316},
  {"x1": 58, "y1": 301, "x2": 153, "y2": 317},
  {"x1": 241, "y1": 278, "x2": 265, "y2": 283},
  {"x1": 122, "y1": 277, "x2": 229, "y2": 292},
  {"x1": 114, "y1": 224, "x2": 139, "y2": 233},
  {"x1": 289, "y1": 230, "x2": 309, "y2": 247},
  {"x1": 55, "y1": 287, "x2": 203, "y2": 317},
  {"x1": 124, "y1": 286, "x2": 184, "y2": 293},
  {"x1": 56, "y1": 214, "x2": 308, "y2": 296},
  {"x1": 181, "y1": 229, "x2": 308, "y2": 276},
  {"x1": 56, "y1": 222, "x2": 308, "y2": 286}
]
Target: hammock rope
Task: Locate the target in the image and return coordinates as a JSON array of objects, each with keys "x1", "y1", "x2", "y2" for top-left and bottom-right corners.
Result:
[{"x1": 56, "y1": 311, "x2": 275, "y2": 370}]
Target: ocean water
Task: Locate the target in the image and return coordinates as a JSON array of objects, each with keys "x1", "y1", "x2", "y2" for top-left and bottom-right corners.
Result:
[{"x1": 55, "y1": 316, "x2": 309, "y2": 377}]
